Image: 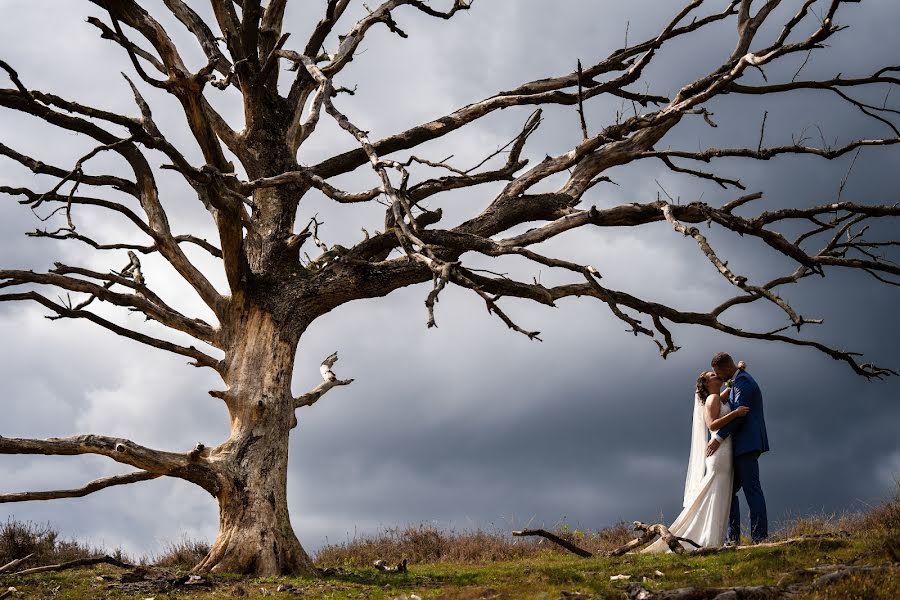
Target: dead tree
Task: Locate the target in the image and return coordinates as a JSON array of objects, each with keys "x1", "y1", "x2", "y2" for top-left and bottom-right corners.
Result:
[{"x1": 1, "y1": 0, "x2": 899, "y2": 577}]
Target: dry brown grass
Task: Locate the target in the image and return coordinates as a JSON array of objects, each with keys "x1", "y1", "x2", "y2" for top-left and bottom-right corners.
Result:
[
  {"x1": 315, "y1": 525, "x2": 537, "y2": 566},
  {"x1": 150, "y1": 536, "x2": 211, "y2": 568},
  {"x1": 0, "y1": 518, "x2": 127, "y2": 566},
  {"x1": 314, "y1": 522, "x2": 635, "y2": 567},
  {"x1": 4, "y1": 483, "x2": 898, "y2": 571},
  {"x1": 774, "y1": 481, "x2": 900, "y2": 543},
  {"x1": 774, "y1": 511, "x2": 862, "y2": 540},
  {"x1": 855, "y1": 483, "x2": 900, "y2": 535},
  {"x1": 316, "y1": 487, "x2": 900, "y2": 567}
]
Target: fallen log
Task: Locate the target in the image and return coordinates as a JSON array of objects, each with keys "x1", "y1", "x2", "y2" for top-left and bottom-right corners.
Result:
[
  {"x1": 513, "y1": 522, "x2": 700, "y2": 558},
  {"x1": 0, "y1": 554, "x2": 33, "y2": 575},
  {"x1": 513, "y1": 524, "x2": 842, "y2": 559},
  {"x1": 691, "y1": 533, "x2": 849, "y2": 556},
  {"x1": 512, "y1": 529, "x2": 593, "y2": 557},
  {"x1": 628, "y1": 582, "x2": 786, "y2": 599},
  {"x1": 626, "y1": 562, "x2": 896, "y2": 599},
  {"x1": 807, "y1": 563, "x2": 894, "y2": 591},
  {"x1": 608, "y1": 522, "x2": 699, "y2": 556},
  {"x1": 9, "y1": 555, "x2": 133, "y2": 576}
]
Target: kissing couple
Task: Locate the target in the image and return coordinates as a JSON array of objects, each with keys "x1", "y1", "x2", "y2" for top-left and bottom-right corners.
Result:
[{"x1": 643, "y1": 352, "x2": 769, "y2": 552}]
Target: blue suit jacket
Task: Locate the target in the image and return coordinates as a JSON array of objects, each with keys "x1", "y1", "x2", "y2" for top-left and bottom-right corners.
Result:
[{"x1": 715, "y1": 369, "x2": 769, "y2": 457}]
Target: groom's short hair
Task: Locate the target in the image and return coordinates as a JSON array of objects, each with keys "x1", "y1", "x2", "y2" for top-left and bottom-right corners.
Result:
[{"x1": 711, "y1": 352, "x2": 734, "y2": 368}]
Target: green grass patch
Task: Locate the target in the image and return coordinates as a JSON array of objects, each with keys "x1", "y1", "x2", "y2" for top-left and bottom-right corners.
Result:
[{"x1": 2, "y1": 534, "x2": 897, "y2": 599}]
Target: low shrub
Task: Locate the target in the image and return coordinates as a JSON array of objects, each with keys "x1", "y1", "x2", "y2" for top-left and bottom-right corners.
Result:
[
  {"x1": 151, "y1": 536, "x2": 211, "y2": 568},
  {"x1": 314, "y1": 521, "x2": 634, "y2": 566},
  {"x1": 0, "y1": 518, "x2": 126, "y2": 566}
]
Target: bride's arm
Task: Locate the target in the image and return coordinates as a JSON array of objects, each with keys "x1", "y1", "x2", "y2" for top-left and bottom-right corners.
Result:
[{"x1": 706, "y1": 396, "x2": 750, "y2": 431}]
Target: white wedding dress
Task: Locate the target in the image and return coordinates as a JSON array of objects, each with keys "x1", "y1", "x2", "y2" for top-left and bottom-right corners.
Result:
[{"x1": 641, "y1": 394, "x2": 733, "y2": 553}]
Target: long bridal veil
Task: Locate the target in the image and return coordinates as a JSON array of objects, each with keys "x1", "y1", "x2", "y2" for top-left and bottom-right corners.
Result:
[{"x1": 683, "y1": 393, "x2": 707, "y2": 507}]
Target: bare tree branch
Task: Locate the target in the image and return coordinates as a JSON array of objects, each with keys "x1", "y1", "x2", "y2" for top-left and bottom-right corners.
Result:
[
  {"x1": 0, "y1": 87, "x2": 225, "y2": 315},
  {"x1": 294, "y1": 351, "x2": 354, "y2": 409},
  {"x1": 0, "y1": 435, "x2": 217, "y2": 494},
  {"x1": 0, "y1": 291, "x2": 222, "y2": 372},
  {"x1": 306, "y1": 1, "x2": 741, "y2": 180},
  {"x1": 0, "y1": 269, "x2": 218, "y2": 344},
  {"x1": 0, "y1": 471, "x2": 160, "y2": 503}
]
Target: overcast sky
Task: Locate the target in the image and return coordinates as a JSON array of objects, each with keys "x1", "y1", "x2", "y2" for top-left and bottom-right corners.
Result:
[{"x1": 1, "y1": 0, "x2": 899, "y2": 558}]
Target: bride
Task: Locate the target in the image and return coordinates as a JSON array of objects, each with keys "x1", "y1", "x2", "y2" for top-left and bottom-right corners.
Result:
[{"x1": 641, "y1": 364, "x2": 749, "y2": 552}]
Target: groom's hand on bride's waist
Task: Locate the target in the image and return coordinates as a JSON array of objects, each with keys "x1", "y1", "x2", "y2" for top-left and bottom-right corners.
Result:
[{"x1": 706, "y1": 438, "x2": 721, "y2": 457}]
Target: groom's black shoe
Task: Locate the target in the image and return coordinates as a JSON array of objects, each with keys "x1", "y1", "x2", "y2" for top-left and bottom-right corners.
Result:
[{"x1": 723, "y1": 540, "x2": 739, "y2": 548}]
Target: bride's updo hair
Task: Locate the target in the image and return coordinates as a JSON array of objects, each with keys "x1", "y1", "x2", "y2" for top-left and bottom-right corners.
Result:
[
  {"x1": 695, "y1": 371, "x2": 712, "y2": 404},
  {"x1": 696, "y1": 370, "x2": 726, "y2": 405}
]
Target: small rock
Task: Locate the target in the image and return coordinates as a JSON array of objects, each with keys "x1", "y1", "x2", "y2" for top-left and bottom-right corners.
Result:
[
  {"x1": 627, "y1": 584, "x2": 654, "y2": 600},
  {"x1": 653, "y1": 569, "x2": 665, "y2": 578},
  {"x1": 610, "y1": 574, "x2": 631, "y2": 581},
  {"x1": 276, "y1": 583, "x2": 295, "y2": 592},
  {"x1": 184, "y1": 575, "x2": 209, "y2": 586}
]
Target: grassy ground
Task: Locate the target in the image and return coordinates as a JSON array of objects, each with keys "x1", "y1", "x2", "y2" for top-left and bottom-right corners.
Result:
[
  {"x1": 2, "y1": 488, "x2": 898, "y2": 599},
  {"x1": 1, "y1": 532, "x2": 897, "y2": 599}
]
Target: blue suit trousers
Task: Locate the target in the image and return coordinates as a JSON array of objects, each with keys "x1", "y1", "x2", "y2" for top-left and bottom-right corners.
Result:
[{"x1": 727, "y1": 451, "x2": 768, "y2": 543}]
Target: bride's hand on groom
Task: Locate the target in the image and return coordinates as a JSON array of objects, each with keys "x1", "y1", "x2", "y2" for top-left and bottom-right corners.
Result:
[{"x1": 706, "y1": 407, "x2": 750, "y2": 456}]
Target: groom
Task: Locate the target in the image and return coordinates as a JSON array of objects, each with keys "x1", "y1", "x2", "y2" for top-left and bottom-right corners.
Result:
[{"x1": 705, "y1": 352, "x2": 769, "y2": 544}]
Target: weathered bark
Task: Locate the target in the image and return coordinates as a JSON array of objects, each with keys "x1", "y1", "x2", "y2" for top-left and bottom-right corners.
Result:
[
  {"x1": 195, "y1": 464, "x2": 313, "y2": 576},
  {"x1": 195, "y1": 305, "x2": 314, "y2": 576}
]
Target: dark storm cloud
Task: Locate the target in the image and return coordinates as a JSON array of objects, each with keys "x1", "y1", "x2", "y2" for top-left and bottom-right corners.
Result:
[{"x1": 1, "y1": 0, "x2": 899, "y2": 557}]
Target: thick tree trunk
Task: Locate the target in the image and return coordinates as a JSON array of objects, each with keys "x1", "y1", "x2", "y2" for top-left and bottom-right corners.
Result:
[
  {"x1": 194, "y1": 304, "x2": 316, "y2": 576},
  {"x1": 193, "y1": 442, "x2": 314, "y2": 576}
]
